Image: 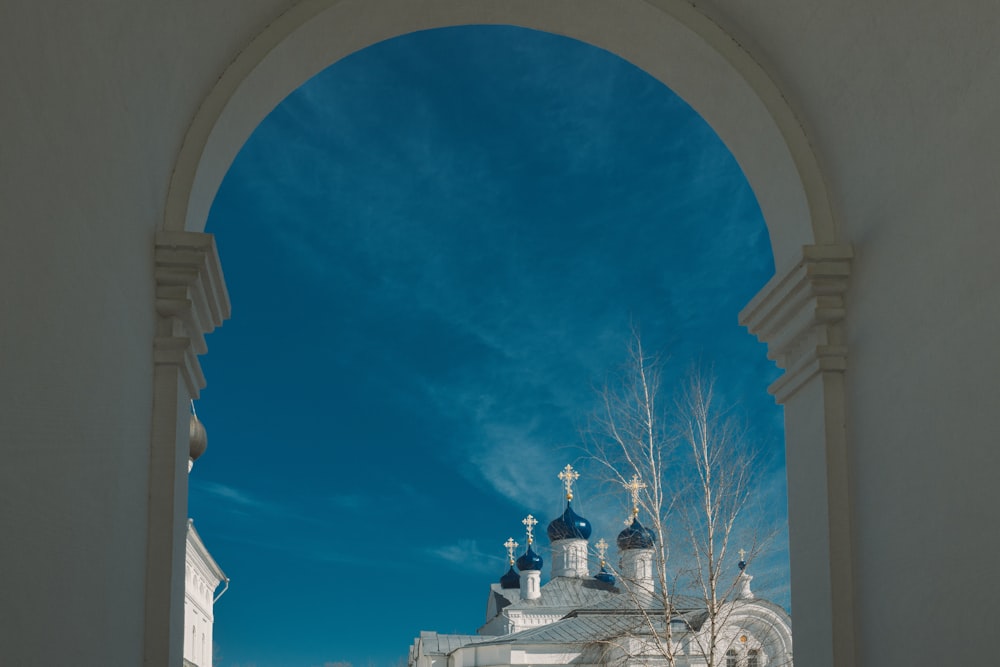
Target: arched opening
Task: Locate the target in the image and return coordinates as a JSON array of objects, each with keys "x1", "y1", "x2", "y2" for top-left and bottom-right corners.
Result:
[
  {"x1": 154, "y1": 3, "x2": 853, "y2": 666},
  {"x1": 165, "y1": 0, "x2": 834, "y2": 267},
  {"x1": 198, "y1": 24, "x2": 784, "y2": 663}
]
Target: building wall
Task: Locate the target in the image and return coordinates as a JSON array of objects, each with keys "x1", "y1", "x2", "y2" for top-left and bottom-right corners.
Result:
[
  {"x1": 184, "y1": 523, "x2": 226, "y2": 667},
  {"x1": 702, "y1": 4, "x2": 1000, "y2": 663},
  {"x1": 0, "y1": 4, "x2": 282, "y2": 665},
  {"x1": 1, "y1": 2, "x2": 998, "y2": 665},
  {"x1": 183, "y1": 575, "x2": 213, "y2": 667}
]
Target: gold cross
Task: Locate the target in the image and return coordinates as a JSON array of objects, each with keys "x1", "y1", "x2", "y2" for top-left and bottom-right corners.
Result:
[
  {"x1": 739, "y1": 548, "x2": 747, "y2": 562},
  {"x1": 595, "y1": 538, "x2": 609, "y2": 566},
  {"x1": 623, "y1": 474, "x2": 647, "y2": 517},
  {"x1": 522, "y1": 514, "x2": 538, "y2": 545},
  {"x1": 558, "y1": 464, "x2": 580, "y2": 501},
  {"x1": 504, "y1": 537, "x2": 519, "y2": 565}
]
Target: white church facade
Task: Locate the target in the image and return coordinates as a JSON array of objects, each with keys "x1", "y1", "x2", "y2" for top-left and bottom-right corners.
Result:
[
  {"x1": 183, "y1": 521, "x2": 226, "y2": 667},
  {"x1": 410, "y1": 467, "x2": 792, "y2": 667},
  {"x1": 182, "y1": 411, "x2": 228, "y2": 667}
]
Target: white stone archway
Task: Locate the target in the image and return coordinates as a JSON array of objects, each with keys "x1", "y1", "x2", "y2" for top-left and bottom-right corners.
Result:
[
  {"x1": 154, "y1": 2, "x2": 856, "y2": 666},
  {"x1": 165, "y1": 0, "x2": 838, "y2": 268}
]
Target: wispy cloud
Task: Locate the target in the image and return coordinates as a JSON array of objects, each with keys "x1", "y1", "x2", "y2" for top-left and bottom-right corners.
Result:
[
  {"x1": 192, "y1": 480, "x2": 350, "y2": 529},
  {"x1": 426, "y1": 538, "x2": 505, "y2": 576},
  {"x1": 195, "y1": 480, "x2": 273, "y2": 511}
]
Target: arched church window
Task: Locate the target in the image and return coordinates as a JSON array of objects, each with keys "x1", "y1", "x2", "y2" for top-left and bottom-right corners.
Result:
[
  {"x1": 726, "y1": 649, "x2": 738, "y2": 667},
  {"x1": 748, "y1": 648, "x2": 760, "y2": 667}
]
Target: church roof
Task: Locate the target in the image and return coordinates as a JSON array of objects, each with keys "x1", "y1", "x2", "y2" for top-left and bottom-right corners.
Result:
[
  {"x1": 475, "y1": 613, "x2": 642, "y2": 646},
  {"x1": 415, "y1": 632, "x2": 488, "y2": 655},
  {"x1": 501, "y1": 575, "x2": 618, "y2": 612},
  {"x1": 473, "y1": 604, "x2": 719, "y2": 647}
]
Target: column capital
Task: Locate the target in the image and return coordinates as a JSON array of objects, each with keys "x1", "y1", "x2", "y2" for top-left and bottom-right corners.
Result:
[
  {"x1": 154, "y1": 231, "x2": 231, "y2": 398},
  {"x1": 740, "y1": 244, "x2": 853, "y2": 403}
]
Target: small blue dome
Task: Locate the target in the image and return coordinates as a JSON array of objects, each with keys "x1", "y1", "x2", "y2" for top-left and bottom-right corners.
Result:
[
  {"x1": 738, "y1": 559, "x2": 747, "y2": 571},
  {"x1": 595, "y1": 566, "x2": 615, "y2": 585},
  {"x1": 547, "y1": 502, "x2": 592, "y2": 541},
  {"x1": 516, "y1": 545, "x2": 543, "y2": 571},
  {"x1": 617, "y1": 516, "x2": 655, "y2": 550},
  {"x1": 500, "y1": 565, "x2": 521, "y2": 589}
]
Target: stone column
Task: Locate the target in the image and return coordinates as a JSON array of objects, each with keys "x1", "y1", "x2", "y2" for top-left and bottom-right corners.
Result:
[
  {"x1": 144, "y1": 232, "x2": 229, "y2": 666},
  {"x1": 740, "y1": 244, "x2": 855, "y2": 667}
]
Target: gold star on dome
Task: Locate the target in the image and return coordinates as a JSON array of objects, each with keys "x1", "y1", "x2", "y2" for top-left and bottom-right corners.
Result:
[{"x1": 558, "y1": 464, "x2": 580, "y2": 501}]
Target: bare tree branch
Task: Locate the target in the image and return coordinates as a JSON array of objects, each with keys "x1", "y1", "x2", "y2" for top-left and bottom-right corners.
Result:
[{"x1": 582, "y1": 332, "x2": 789, "y2": 666}]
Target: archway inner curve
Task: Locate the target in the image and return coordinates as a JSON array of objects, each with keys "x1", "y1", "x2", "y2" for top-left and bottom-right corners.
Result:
[{"x1": 165, "y1": 0, "x2": 833, "y2": 271}]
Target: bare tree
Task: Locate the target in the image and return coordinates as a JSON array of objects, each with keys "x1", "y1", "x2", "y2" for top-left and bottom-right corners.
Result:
[
  {"x1": 585, "y1": 332, "x2": 786, "y2": 666},
  {"x1": 586, "y1": 332, "x2": 680, "y2": 664},
  {"x1": 673, "y1": 370, "x2": 764, "y2": 667}
]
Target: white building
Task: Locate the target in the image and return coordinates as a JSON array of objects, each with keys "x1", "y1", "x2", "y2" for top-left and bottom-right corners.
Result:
[
  {"x1": 183, "y1": 412, "x2": 228, "y2": 667},
  {"x1": 410, "y1": 469, "x2": 792, "y2": 667},
  {"x1": 184, "y1": 521, "x2": 227, "y2": 667},
  {"x1": 3, "y1": 3, "x2": 999, "y2": 665}
]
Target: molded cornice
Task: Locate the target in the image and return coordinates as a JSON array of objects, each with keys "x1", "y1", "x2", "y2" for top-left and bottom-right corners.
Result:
[
  {"x1": 740, "y1": 244, "x2": 853, "y2": 403},
  {"x1": 154, "y1": 232, "x2": 231, "y2": 398}
]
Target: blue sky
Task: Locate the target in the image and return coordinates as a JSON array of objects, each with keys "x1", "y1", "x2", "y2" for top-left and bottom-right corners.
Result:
[{"x1": 196, "y1": 25, "x2": 786, "y2": 667}]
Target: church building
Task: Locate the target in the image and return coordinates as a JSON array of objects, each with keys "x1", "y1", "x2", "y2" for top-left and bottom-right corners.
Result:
[
  {"x1": 183, "y1": 409, "x2": 229, "y2": 667},
  {"x1": 183, "y1": 520, "x2": 226, "y2": 667},
  {"x1": 409, "y1": 466, "x2": 792, "y2": 667}
]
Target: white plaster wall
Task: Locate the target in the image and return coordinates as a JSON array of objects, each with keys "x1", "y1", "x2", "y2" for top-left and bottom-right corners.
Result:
[
  {"x1": 0, "y1": 3, "x2": 285, "y2": 665},
  {"x1": 184, "y1": 524, "x2": 225, "y2": 667},
  {"x1": 690, "y1": 3, "x2": 1000, "y2": 663},
  {"x1": 2, "y1": 2, "x2": 1000, "y2": 666},
  {"x1": 550, "y1": 538, "x2": 589, "y2": 578},
  {"x1": 183, "y1": 575, "x2": 216, "y2": 667}
]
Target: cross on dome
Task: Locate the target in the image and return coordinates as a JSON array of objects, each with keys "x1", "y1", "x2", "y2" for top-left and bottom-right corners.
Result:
[
  {"x1": 558, "y1": 464, "x2": 580, "y2": 501},
  {"x1": 504, "y1": 537, "x2": 519, "y2": 565},
  {"x1": 739, "y1": 548, "x2": 747, "y2": 561},
  {"x1": 547, "y1": 465, "x2": 592, "y2": 542},
  {"x1": 522, "y1": 514, "x2": 538, "y2": 545},
  {"x1": 623, "y1": 474, "x2": 647, "y2": 518},
  {"x1": 595, "y1": 538, "x2": 609, "y2": 566}
]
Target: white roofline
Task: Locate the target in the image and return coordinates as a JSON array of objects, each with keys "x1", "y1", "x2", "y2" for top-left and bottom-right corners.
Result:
[{"x1": 186, "y1": 518, "x2": 227, "y2": 585}]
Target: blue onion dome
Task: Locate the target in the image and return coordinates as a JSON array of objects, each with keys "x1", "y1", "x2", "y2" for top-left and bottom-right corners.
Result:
[
  {"x1": 500, "y1": 565, "x2": 521, "y2": 589},
  {"x1": 516, "y1": 545, "x2": 543, "y2": 571},
  {"x1": 617, "y1": 516, "x2": 656, "y2": 550},
  {"x1": 595, "y1": 565, "x2": 615, "y2": 585},
  {"x1": 547, "y1": 502, "x2": 592, "y2": 541}
]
